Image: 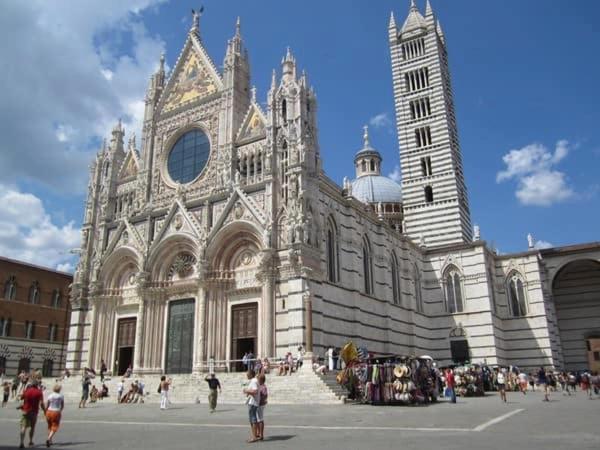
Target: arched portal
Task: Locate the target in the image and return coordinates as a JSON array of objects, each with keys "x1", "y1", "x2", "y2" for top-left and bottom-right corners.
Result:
[{"x1": 552, "y1": 259, "x2": 600, "y2": 371}]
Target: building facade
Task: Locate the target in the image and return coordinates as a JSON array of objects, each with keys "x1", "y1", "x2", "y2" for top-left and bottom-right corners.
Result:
[
  {"x1": 0, "y1": 257, "x2": 72, "y2": 377},
  {"x1": 67, "y1": 3, "x2": 600, "y2": 376}
]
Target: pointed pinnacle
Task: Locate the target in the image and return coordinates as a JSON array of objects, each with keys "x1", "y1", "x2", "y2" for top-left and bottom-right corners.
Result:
[
  {"x1": 389, "y1": 11, "x2": 396, "y2": 28},
  {"x1": 363, "y1": 125, "x2": 370, "y2": 147},
  {"x1": 271, "y1": 69, "x2": 277, "y2": 88},
  {"x1": 410, "y1": 0, "x2": 417, "y2": 10},
  {"x1": 251, "y1": 85, "x2": 257, "y2": 102},
  {"x1": 159, "y1": 52, "x2": 165, "y2": 70},
  {"x1": 236, "y1": 16, "x2": 241, "y2": 35},
  {"x1": 425, "y1": 0, "x2": 434, "y2": 16}
]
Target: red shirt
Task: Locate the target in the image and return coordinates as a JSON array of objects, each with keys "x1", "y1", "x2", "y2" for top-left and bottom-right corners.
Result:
[
  {"x1": 21, "y1": 386, "x2": 43, "y2": 415},
  {"x1": 446, "y1": 371, "x2": 455, "y2": 389}
]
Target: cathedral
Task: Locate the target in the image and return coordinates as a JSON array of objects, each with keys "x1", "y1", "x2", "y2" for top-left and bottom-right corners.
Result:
[{"x1": 67, "y1": 2, "x2": 600, "y2": 376}]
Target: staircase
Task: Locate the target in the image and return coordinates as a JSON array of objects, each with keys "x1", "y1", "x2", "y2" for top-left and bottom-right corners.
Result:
[
  {"x1": 43, "y1": 366, "x2": 345, "y2": 405},
  {"x1": 316, "y1": 371, "x2": 349, "y2": 401}
]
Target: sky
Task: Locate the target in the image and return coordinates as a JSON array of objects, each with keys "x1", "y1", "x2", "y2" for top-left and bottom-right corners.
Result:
[{"x1": 0, "y1": 0, "x2": 598, "y2": 272}]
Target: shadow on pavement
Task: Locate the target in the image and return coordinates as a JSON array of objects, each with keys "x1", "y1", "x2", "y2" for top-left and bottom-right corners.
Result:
[{"x1": 264, "y1": 435, "x2": 295, "y2": 442}]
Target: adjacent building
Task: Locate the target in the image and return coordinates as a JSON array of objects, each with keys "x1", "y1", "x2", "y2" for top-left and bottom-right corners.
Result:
[
  {"x1": 0, "y1": 257, "x2": 72, "y2": 377},
  {"x1": 66, "y1": 2, "x2": 600, "y2": 376}
]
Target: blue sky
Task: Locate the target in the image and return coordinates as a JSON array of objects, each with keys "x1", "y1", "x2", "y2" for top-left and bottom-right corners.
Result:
[{"x1": 0, "y1": 0, "x2": 598, "y2": 271}]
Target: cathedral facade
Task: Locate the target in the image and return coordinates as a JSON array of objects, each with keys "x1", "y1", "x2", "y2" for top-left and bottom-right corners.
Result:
[{"x1": 67, "y1": 3, "x2": 600, "y2": 376}]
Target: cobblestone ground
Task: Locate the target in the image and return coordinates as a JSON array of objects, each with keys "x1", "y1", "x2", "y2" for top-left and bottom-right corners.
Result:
[{"x1": 1, "y1": 390, "x2": 599, "y2": 450}]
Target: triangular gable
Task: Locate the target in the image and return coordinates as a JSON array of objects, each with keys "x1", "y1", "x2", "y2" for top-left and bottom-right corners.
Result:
[
  {"x1": 149, "y1": 198, "x2": 205, "y2": 253},
  {"x1": 117, "y1": 150, "x2": 140, "y2": 181},
  {"x1": 235, "y1": 102, "x2": 267, "y2": 144},
  {"x1": 207, "y1": 187, "x2": 267, "y2": 242},
  {"x1": 158, "y1": 33, "x2": 223, "y2": 115},
  {"x1": 103, "y1": 219, "x2": 145, "y2": 261}
]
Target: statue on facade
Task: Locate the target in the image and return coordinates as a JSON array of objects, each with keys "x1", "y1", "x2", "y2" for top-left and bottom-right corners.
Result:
[{"x1": 527, "y1": 233, "x2": 534, "y2": 249}]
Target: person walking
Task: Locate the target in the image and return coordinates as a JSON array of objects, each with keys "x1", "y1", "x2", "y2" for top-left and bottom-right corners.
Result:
[
  {"x1": 44, "y1": 384, "x2": 64, "y2": 447},
  {"x1": 117, "y1": 379, "x2": 124, "y2": 403},
  {"x1": 517, "y1": 371, "x2": 528, "y2": 395},
  {"x1": 2, "y1": 381, "x2": 9, "y2": 407},
  {"x1": 242, "y1": 352, "x2": 249, "y2": 372},
  {"x1": 205, "y1": 373, "x2": 222, "y2": 413},
  {"x1": 538, "y1": 367, "x2": 550, "y2": 402},
  {"x1": 445, "y1": 368, "x2": 456, "y2": 404},
  {"x1": 327, "y1": 347, "x2": 334, "y2": 371},
  {"x1": 257, "y1": 374, "x2": 268, "y2": 441},
  {"x1": 159, "y1": 376, "x2": 171, "y2": 410},
  {"x1": 243, "y1": 369, "x2": 261, "y2": 443},
  {"x1": 496, "y1": 369, "x2": 507, "y2": 402},
  {"x1": 99, "y1": 359, "x2": 107, "y2": 382},
  {"x1": 78, "y1": 376, "x2": 91, "y2": 408},
  {"x1": 18, "y1": 379, "x2": 45, "y2": 449}
]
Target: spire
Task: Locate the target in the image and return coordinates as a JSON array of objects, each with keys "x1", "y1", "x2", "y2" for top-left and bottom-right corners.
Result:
[
  {"x1": 389, "y1": 11, "x2": 396, "y2": 29},
  {"x1": 425, "y1": 0, "x2": 434, "y2": 17},
  {"x1": 400, "y1": 0, "x2": 427, "y2": 35},
  {"x1": 251, "y1": 85, "x2": 257, "y2": 103},
  {"x1": 281, "y1": 47, "x2": 296, "y2": 81},
  {"x1": 271, "y1": 69, "x2": 277, "y2": 89},
  {"x1": 110, "y1": 119, "x2": 125, "y2": 153},
  {"x1": 235, "y1": 16, "x2": 241, "y2": 37},
  {"x1": 436, "y1": 20, "x2": 445, "y2": 43},
  {"x1": 354, "y1": 125, "x2": 382, "y2": 178}
]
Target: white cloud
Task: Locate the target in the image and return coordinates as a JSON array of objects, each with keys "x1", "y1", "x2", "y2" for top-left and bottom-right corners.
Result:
[
  {"x1": 0, "y1": 185, "x2": 80, "y2": 270},
  {"x1": 496, "y1": 140, "x2": 575, "y2": 206},
  {"x1": 388, "y1": 165, "x2": 401, "y2": 183},
  {"x1": 534, "y1": 240, "x2": 553, "y2": 250},
  {"x1": 56, "y1": 262, "x2": 75, "y2": 273},
  {"x1": 369, "y1": 112, "x2": 393, "y2": 130},
  {"x1": 0, "y1": 0, "x2": 166, "y2": 193}
]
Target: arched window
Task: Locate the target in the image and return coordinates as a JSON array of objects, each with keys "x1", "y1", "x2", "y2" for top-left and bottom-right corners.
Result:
[
  {"x1": 103, "y1": 161, "x2": 110, "y2": 178},
  {"x1": 424, "y1": 185, "x2": 434, "y2": 203},
  {"x1": 444, "y1": 266, "x2": 464, "y2": 313},
  {"x1": 391, "y1": 252, "x2": 401, "y2": 305},
  {"x1": 3, "y1": 276, "x2": 16, "y2": 300},
  {"x1": 281, "y1": 99, "x2": 287, "y2": 121},
  {"x1": 29, "y1": 282, "x2": 40, "y2": 304},
  {"x1": 362, "y1": 237, "x2": 373, "y2": 295},
  {"x1": 42, "y1": 359, "x2": 54, "y2": 377},
  {"x1": 326, "y1": 217, "x2": 339, "y2": 283},
  {"x1": 414, "y1": 263, "x2": 423, "y2": 313},
  {"x1": 507, "y1": 272, "x2": 528, "y2": 317},
  {"x1": 51, "y1": 289, "x2": 61, "y2": 308}
]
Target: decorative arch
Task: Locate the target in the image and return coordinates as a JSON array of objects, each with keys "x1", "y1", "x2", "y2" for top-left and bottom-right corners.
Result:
[
  {"x1": 551, "y1": 257, "x2": 600, "y2": 289},
  {"x1": 147, "y1": 235, "x2": 199, "y2": 282},
  {"x1": 505, "y1": 270, "x2": 528, "y2": 317},
  {"x1": 99, "y1": 246, "x2": 143, "y2": 290},
  {"x1": 3, "y1": 275, "x2": 17, "y2": 300},
  {"x1": 28, "y1": 281, "x2": 40, "y2": 304},
  {"x1": 442, "y1": 264, "x2": 464, "y2": 313},
  {"x1": 362, "y1": 236, "x2": 373, "y2": 295},
  {"x1": 325, "y1": 215, "x2": 340, "y2": 283},
  {"x1": 206, "y1": 221, "x2": 263, "y2": 272}
]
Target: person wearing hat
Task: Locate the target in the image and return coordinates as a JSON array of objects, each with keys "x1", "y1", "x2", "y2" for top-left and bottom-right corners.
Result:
[{"x1": 205, "y1": 373, "x2": 222, "y2": 413}]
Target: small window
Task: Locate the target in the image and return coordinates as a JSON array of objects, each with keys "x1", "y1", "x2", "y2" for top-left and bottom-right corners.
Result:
[
  {"x1": 281, "y1": 99, "x2": 287, "y2": 121},
  {"x1": 48, "y1": 323, "x2": 57, "y2": 342},
  {"x1": 0, "y1": 317, "x2": 10, "y2": 337},
  {"x1": 326, "y1": 218, "x2": 339, "y2": 283},
  {"x1": 3, "y1": 276, "x2": 16, "y2": 300},
  {"x1": 594, "y1": 351, "x2": 600, "y2": 361},
  {"x1": 42, "y1": 359, "x2": 54, "y2": 377},
  {"x1": 420, "y1": 156, "x2": 432, "y2": 176},
  {"x1": 424, "y1": 186, "x2": 434, "y2": 203},
  {"x1": 51, "y1": 290, "x2": 61, "y2": 308},
  {"x1": 25, "y1": 320, "x2": 36, "y2": 339},
  {"x1": 362, "y1": 237, "x2": 373, "y2": 295},
  {"x1": 29, "y1": 282, "x2": 40, "y2": 304},
  {"x1": 444, "y1": 267, "x2": 464, "y2": 313},
  {"x1": 391, "y1": 253, "x2": 401, "y2": 305}
]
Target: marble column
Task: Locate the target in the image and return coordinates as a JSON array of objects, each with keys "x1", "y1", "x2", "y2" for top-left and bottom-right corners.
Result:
[
  {"x1": 262, "y1": 275, "x2": 275, "y2": 358},
  {"x1": 133, "y1": 300, "x2": 146, "y2": 373},
  {"x1": 303, "y1": 293, "x2": 314, "y2": 359},
  {"x1": 193, "y1": 286, "x2": 206, "y2": 373}
]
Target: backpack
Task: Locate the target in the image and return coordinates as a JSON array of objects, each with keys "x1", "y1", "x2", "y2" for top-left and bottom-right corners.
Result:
[{"x1": 157, "y1": 384, "x2": 161, "y2": 394}]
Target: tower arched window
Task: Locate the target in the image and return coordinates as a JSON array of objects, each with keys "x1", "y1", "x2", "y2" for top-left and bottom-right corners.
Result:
[
  {"x1": 414, "y1": 263, "x2": 423, "y2": 313},
  {"x1": 281, "y1": 99, "x2": 287, "y2": 121},
  {"x1": 3, "y1": 276, "x2": 16, "y2": 300},
  {"x1": 362, "y1": 237, "x2": 373, "y2": 295},
  {"x1": 29, "y1": 282, "x2": 40, "y2": 304},
  {"x1": 424, "y1": 185, "x2": 434, "y2": 203},
  {"x1": 444, "y1": 266, "x2": 464, "y2": 313},
  {"x1": 507, "y1": 272, "x2": 528, "y2": 317},
  {"x1": 326, "y1": 217, "x2": 339, "y2": 283},
  {"x1": 391, "y1": 252, "x2": 401, "y2": 305}
]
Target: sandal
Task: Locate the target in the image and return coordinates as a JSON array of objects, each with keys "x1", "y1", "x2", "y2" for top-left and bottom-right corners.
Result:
[{"x1": 246, "y1": 438, "x2": 259, "y2": 443}]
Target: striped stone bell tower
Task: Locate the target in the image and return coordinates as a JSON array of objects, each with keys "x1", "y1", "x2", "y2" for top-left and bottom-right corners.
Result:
[{"x1": 389, "y1": 0, "x2": 472, "y2": 246}]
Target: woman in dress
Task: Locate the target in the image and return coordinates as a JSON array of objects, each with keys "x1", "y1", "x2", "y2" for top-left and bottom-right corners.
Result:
[{"x1": 45, "y1": 384, "x2": 65, "y2": 447}]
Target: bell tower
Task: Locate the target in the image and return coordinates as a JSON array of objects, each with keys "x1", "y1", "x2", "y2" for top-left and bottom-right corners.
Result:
[{"x1": 389, "y1": 0, "x2": 472, "y2": 246}]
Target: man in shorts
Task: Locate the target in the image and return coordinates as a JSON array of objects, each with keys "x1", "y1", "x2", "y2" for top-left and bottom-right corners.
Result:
[
  {"x1": 19, "y1": 379, "x2": 45, "y2": 448},
  {"x1": 243, "y1": 369, "x2": 260, "y2": 443},
  {"x1": 496, "y1": 368, "x2": 507, "y2": 402}
]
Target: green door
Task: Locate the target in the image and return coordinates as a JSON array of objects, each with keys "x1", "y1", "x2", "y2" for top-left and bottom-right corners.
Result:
[{"x1": 165, "y1": 299, "x2": 195, "y2": 374}]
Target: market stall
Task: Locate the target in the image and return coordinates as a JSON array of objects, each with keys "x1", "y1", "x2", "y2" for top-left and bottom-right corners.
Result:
[{"x1": 451, "y1": 364, "x2": 485, "y2": 397}]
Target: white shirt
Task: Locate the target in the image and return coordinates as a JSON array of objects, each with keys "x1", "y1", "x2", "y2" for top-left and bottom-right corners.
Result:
[
  {"x1": 497, "y1": 373, "x2": 505, "y2": 384},
  {"x1": 117, "y1": 381, "x2": 124, "y2": 392},
  {"x1": 518, "y1": 373, "x2": 527, "y2": 382},
  {"x1": 246, "y1": 378, "x2": 260, "y2": 407},
  {"x1": 47, "y1": 392, "x2": 64, "y2": 411}
]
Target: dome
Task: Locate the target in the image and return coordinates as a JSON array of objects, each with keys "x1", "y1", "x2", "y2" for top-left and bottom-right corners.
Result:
[{"x1": 351, "y1": 175, "x2": 402, "y2": 204}]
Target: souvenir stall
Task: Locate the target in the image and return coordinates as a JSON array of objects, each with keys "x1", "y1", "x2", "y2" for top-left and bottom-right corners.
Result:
[
  {"x1": 336, "y1": 343, "x2": 441, "y2": 406},
  {"x1": 452, "y1": 365, "x2": 485, "y2": 397}
]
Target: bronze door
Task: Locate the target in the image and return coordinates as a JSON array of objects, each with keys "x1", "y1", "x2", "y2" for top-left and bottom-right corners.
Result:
[
  {"x1": 115, "y1": 317, "x2": 136, "y2": 375},
  {"x1": 165, "y1": 299, "x2": 195, "y2": 374},
  {"x1": 231, "y1": 303, "x2": 258, "y2": 369}
]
